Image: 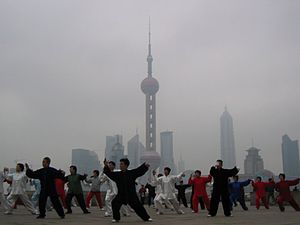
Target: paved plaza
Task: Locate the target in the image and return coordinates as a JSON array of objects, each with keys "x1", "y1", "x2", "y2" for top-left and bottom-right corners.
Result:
[{"x1": 0, "y1": 205, "x2": 299, "y2": 225}]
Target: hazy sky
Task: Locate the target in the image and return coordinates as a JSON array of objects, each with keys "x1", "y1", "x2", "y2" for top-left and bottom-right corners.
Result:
[{"x1": 1, "y1": 0, "x2": 299, "y2": 174}]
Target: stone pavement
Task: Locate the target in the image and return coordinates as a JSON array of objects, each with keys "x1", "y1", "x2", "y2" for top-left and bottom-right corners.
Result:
[{"x1": 0, "y1": 205, "x2": 299, "y2": 225}]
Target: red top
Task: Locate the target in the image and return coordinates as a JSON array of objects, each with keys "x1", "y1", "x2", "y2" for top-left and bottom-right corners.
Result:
[
  {"x1": 275, "y1": 179, "x2": 299, "y2": 200},
  {"x1": 189, "y1": 175, "x2": 212, "y2": 197},
  {"x1": 55, "y1": 178, "x2": 65, "y2": 195},
  {"x1": 252, "y1": 181, "x2": 274, "y2": 197}
]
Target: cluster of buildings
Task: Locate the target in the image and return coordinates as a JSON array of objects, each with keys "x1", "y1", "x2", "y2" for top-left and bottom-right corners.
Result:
[{"x1": 71, "y1": 26, "x2": 300, "y2": 182}]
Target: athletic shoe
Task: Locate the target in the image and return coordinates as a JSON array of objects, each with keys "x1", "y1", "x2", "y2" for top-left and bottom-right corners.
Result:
[
  {"x1": 4, "y1": 211, "x2": 12, "y2": 215},
  {"x1": 147, "y1": 218, "x2": 153, "y2": 222},
  {"x1": 112, "y1": 219, "x2": 119, "y2": 223},
  {"x1": 207, "y1": 214, "x2": 212, "y2": 217},
  {"x1": 105, "y1": 212, "x2": 112, "y2": 217}
]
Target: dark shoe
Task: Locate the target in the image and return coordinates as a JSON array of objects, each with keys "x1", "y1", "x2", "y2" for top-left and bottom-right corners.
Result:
[
  {"x1": 60, "y1": 215, "x2": 65, "y2": 219},
  {"x1": 65, "y1": 211, "x2": 72, "y2": 214},
  {"x1": 84, "y1": 211, "x2": 91, "y2": 214},
  {"x1": 36, "y1": 215, "x2": 45, "y2": 219}
]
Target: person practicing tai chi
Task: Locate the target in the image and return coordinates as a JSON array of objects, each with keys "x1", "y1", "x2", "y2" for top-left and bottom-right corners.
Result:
[
  {"x1": 0, "y1": 167, "x2": 9, "y2": 212},
  {"x1": 26, "y1": 157, "x2": 65, "y2": 219},
  {"x1": 85, "y1": 170, "x2": 104, "y2": 210},
  {"x1": 65, "y1": 165, "x2": 90, "y2": 214},
  {"x1": 103, "y1": 158, "x2": 152, "y2": 223},
  {"x1": 153, "y1": 167, "x2": 185, "y2": 215},
  {"x1": 229, "y1": 175, "x2": 251, "y2": 211},
  {"x1": 251, "y1": 176, "x2": 275, "y2": 210},
  {"x1": 275, "y1": 173, "x2": 300, "y2": 212},
  {"x1": 208, "y1": 160, "x2": 239, "y2": 217},
  {"x1": 188, "y1": 170, "x2": 212, "y2": 213},
  {"x1": 5, "y1": 163, "x2": 37, "y2": 215},
  {"x1": 175, "y1": 180, "x2": 190, "y2": 208}
]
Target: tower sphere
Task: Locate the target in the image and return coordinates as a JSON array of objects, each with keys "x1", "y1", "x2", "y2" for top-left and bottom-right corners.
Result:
[{"x1": 141, "y1": 77, "x2": 159, "y2": 95}]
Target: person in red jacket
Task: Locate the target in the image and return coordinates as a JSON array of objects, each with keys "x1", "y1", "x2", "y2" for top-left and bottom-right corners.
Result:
[
  {"x1": 188, "y1": 170, "x2": 212, "y2": 213},
  {"x1": 251, "y1": 176, "x2": 275, "y2": 209},
  {"x1": 275, "y1": 173, "x2": 300, "y2": 212},
  {"x1": 55, "y1": 177, "x2": 67, "y2": 209}
]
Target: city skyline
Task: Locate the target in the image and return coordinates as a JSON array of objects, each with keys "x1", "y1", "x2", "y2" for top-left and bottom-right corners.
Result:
[{"x1": 1, "y1": 1, "x2": 300, "y2": 174}]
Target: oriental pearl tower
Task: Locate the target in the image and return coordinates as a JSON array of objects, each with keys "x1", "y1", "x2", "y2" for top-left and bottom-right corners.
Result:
[{"x1": 140, "y1": 22, "x2": 161, "y2": 170}]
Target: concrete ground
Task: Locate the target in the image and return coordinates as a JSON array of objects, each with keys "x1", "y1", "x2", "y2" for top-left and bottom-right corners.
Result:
[{"x1": 0, "y1": 205, "x2": 299, "y2": 225}]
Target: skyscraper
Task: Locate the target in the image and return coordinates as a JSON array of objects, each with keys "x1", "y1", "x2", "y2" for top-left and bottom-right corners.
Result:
[
  {"x1": 140, "y1": 21, "x2": 161, "y2": 170},
  {"x1": 72, "y1": 149, "x2": 102, "y2": 174},
  {"x1": 105, "y1": 134, "x2": 123, "y2": 162},
  {"x1": 127, "y1": 134, "x2": 145, "y2": 169},
  {"x1": 220, "y1": 107, "x2": 236, "y2": 168},
  {"x1": 282, "y1": 134, "x2": 300, "y2": 178},
  {"x1": 160, "y1": 131, "x2": 176, "y2": 174},
  {"x1": 110, "y1": 136, "x2": 125, "y2": 169}
]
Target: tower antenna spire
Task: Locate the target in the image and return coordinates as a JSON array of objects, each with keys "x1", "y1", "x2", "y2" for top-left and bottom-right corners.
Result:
[{"x1": 147, "y1": 16, "x2": 153, "y2": 77}]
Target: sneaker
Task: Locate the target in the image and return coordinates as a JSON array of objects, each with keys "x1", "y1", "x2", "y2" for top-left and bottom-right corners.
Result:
[
  {"x1": 112, "y1": 219, "x2": 119, "y2": 223},
  {"x1": 147, "y1": 218, "x2": 153, "y2": 222},
  {"x1": 191, "y1": 210, "x2": 195, "y2": 213},
  {"x1": 105, "y1": 212, "x2": 112, "y2": 217},
  {"x1": 177, "y1": 210, "x2": 184, "y2": 215},
  {"x1": 100, "y1": 208, "x2": 105, "y2": 211},
  {"x1": 84, "y1": 211, "x2": 91, "y2": 214},
  {"x1": 207, "y1": 214, "x2": 212, "y2": 217},
  {"x1": 4, "y1": 211, "x2": 12, "y2": 215},
  {"x1": 156, "y1": 211, "x2": 163, "y2": 215}
]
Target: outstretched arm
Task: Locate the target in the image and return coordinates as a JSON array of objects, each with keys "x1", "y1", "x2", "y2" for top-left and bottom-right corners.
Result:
[
  {"x1": 240, "y1": 179, "x2": 251, "y2": 187},
  {"x1": 25, "y1": 164, "x2": 40, "y2": 179},
  {"x1": 224, "y1": 167, "x2": 239, "y2": 177},
  {"x1": 287, "y1": 178, "x2": 300, "y2": 187},
  {"x1": 132, "y1": 163, "x2": 149, "y2": 179}
]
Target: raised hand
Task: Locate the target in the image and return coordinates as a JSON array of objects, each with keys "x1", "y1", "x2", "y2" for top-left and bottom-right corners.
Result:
[{"x1": 25, "y1": 163, "x2": 29, "y2": 170}]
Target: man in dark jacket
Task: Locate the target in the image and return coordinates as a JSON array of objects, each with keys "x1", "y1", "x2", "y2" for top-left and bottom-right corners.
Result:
[
  {"x1": 209, "y1": 160, "x2": 239, "y2": 217},
  {"x1": 25, "y1": 157, "x2": 65, "y2": 219},
  {"x1": 103, "y1": 158, "x2": 152, "y2": 222}
]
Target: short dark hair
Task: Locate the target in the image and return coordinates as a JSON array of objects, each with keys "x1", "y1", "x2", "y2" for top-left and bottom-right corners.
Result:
[
  {"x1": 233, "y1": 175, "x2": 239, "y2": 180},
  {"x1": 17, "y1": 163, "x2": 24, "y2": 172},
  {"x1": 120, "y1": 158, "x2": 130, "y2": 167},
  {"x1": 217, "y1": 159, "x2": 223, "y2": 165},
  {"x1": 109, "y1": 161, "x2": 116, "y2": 166},
  {"x1": 164, "y1": 167, "x2": 171, "y2": 174},
  {"x1": 70, "y1": 165, "x2": 77, "y2": 173},
  {"x1": 256, "y1": 176, "x2": 262, "y2": 181},
  {"x1": 158, "y1": 173, "x2": 163, "y2": 177},
  {"x1": 93, "y1": 170, "x2": 100, "y2": 176},
  {"x1": 43, "y1": 157, "x2": 51, "y2": 165},
  {"x1": 279, "y1": 173, "x2": 285, "y2": 179},
  {"x1": 195, "y1": 170, "x2": 201, "y2": 175}
]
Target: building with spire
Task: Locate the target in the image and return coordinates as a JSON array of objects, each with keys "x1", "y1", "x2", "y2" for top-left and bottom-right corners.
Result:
[
  {"x1": 220, "y1": 107, "x2": 236, "y2": 168},
  {"x1": 140, "y1": 20, "x2": 161, "y2": 170},
  {"x1": 244, "y1": 146, "x2": 264, "y2": 176}
]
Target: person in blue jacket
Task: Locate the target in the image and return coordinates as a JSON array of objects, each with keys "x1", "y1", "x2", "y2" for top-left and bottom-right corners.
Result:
[{"x1": 229, "y1": 175, "x2": 251, "y2": 211}]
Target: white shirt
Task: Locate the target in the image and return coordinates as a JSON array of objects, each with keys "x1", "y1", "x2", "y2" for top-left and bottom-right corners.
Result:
[
  {"x1": 155, "y1": 173, "x2": 183, "y2": 199},
  {"x1": 8, "y1": 172, "x2": 28, "y2": 195},
  {"x1": 101, "y1": 173, "x2": 118, "y2": 196}
]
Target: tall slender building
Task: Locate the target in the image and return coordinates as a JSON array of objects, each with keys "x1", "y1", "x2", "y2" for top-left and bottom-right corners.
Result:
[
  {"x1": 140, "y1": 21, "x2": 161, "y2": 170},
  {"x1": 220, "y1": 107, "x2": 236, "y2": 168},
  {"x1": 282, "y1": 134, "x2": 300, "y2": 178},
  {"x1": 160, "y1": 131, "x2": 176, "y2": 174}
]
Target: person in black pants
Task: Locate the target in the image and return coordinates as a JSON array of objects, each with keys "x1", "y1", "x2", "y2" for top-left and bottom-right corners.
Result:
[
  {"x1": 175, "y1": 180, "x2": 190, "y2": 207},
  {"x1": 103, "y1": 158, "x2": 152, "y2": 223},
  {"x1": 145, "y1": 182, "x2": 156, "y2": 207},
  {"x1": 209, "y1": 160, "x2": 239, "y2": 217},
  {"x1": 65, "y1": 166, "x2": 90, "y2": 214},
  {"x1": 25, "y1": 157, "x2": 65, "y2": 219}
]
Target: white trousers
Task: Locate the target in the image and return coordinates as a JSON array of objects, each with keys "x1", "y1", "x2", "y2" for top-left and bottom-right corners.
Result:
[
  {"x1": 105, "y1": 192, "x2": 116, "y2": 216},
  {"x1": 7, "y1": 194, "x2": 36, "y2": 214},
  {"x1": 155, "y1": 194, "x2": 181, "y2": 214},
  {"x1": 0, "y1": 192, "x2": 8, "y2": 211}
]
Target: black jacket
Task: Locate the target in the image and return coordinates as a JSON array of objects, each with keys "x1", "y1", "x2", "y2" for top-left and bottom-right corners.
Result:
[
  {"x1": 210, "y1": 166, "x2": 238, "y2": 193},
  {"x1": 26, "y1": 167, "x2": 64, "y2": 196},
  {"x1": 103, "y1": 163, "x2": 148, "y2": 203}
]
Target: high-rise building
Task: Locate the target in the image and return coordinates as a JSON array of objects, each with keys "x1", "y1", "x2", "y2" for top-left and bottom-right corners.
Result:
[
  {"x1": 72, "y1": 149, "x2": 102, "y2": 175},
  {"x1": 140, "y1": 22, "x2": 161, "y2": 170},
  {"x1": 220, "y1": 107, "x2": 236, "y2": 168},
  {"x1": 110, "y1": 137, "x2": 125, "y2": 170},
  {"x1": 282, "y1": 134, "x2": 300, "y2": 178},
  {"x1": 127, "y1": 134, "x2": 145, "y2": 169},
  {"x1": 244, "y1": 147, "x2": 264, "y2": 176},
  {"x1": 105, "y1": 135, "x2": 123, "y2": 161},
  {"x1": 177, "y1": 154, "x2": 185, "y2": 173},
  {"x1": 160, "y1": 131, "x2": 176, "y2": 174}
]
